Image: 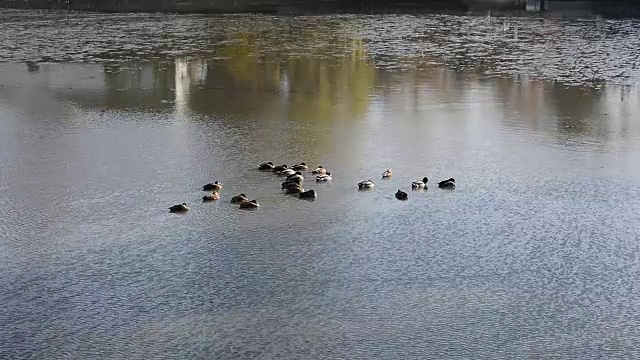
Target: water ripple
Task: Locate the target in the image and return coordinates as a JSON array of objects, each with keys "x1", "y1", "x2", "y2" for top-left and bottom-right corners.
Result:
[{"x1": 1, "y1": 10, "x2": 639, "y2": 87}]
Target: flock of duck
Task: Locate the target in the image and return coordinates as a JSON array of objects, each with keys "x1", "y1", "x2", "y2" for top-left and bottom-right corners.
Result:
[
  {"x1": 168, "y1": 161, "x2": 456, "y2": 213},
  {"x1": 356, "y1": 169, "x2": 455, "y2": 201}
]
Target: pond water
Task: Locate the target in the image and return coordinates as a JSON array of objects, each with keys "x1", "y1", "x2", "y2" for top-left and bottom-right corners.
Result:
[{"x1": 1, "y1": 9, "x2": 640, "y2": 359}]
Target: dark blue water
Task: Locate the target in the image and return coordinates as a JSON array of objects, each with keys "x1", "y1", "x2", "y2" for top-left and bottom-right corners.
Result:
[{"x1": 1, "y1": 10, "x2": 640, "y2": 359}]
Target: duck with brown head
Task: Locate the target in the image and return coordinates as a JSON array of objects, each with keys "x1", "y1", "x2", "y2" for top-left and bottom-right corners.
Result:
[
  {"x1": 239, "y1": 200, "x2": 259, "y2": 209},
  {"x1": 202, "y1": 192, "x2": 221, "y2": 202},
  {"x1": 312, "y1": 166, "x2": 327, "y2": 175},
  {"x1": 230, "y1": 193, "x2": 248, "y2": 204},
  {"x1": 292, "y1": 163, "x2": 308, "y2": 171},
  {"x1": 282, "y1": 178, "x2": 302, "y2": 189},
  {"x1": 202, "y1": 181, "x2": 222, "y2": 191},
  {"x1": 285, "y1": 185, "x2": 304, "y2": 194},
  {"x1": 286, "y1": 172, "x2": 304, "y2": 182},
  {"x1": 316, "y1": 172, "x2": 332, "y2": 182}
]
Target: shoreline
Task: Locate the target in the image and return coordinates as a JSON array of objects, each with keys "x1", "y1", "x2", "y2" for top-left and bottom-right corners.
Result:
[{"x1": 1, "y1": 1, "x2": 639, "y2": 17}]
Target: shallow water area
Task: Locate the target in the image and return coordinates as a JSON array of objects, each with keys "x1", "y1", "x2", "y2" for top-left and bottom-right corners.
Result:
[{"x1": 1, "y1": 9, "x2": 640, "y2": 359}]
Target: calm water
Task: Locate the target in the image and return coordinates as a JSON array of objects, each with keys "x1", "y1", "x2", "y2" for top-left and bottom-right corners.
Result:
[{"x1": 2, "y1": 9, "x2": 640, "y2": 359}]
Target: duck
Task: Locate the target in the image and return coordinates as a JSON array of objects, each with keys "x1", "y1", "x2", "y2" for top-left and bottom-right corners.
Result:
[
  {"x1": 291, "y1": 163, "x2": 308, "y2": 171},
  {"x1": 285, "y1": 185, "x2": 305, "y2": 194},
  {"x1": 438, "y1": 178, "x2": 456, "y2": 189},
  {"x1": 358, "y1": 180, "x2": 375, "y2": 189},
  {"x1": 282, "y1": 178, "x2": 302, "y2": 189},
  {"x1": 286, "y1": 172, "x2": 304, "y2": 182},
  {"x1": 299, "y1": 189, "x2": 317, "y2": 199},
  {"x1": 312, "y1": 165, "x2": 327, "y2": 174},
  {"x1": 202, "y1": 181, "x2": 222, "y2": 191},
  {"x1": 278, "y1": 169, "x2": 296, "y2": 177},
  {"x1": 230, "y1": 193, "x2": 249, "y2": 204},
  {"x1": 202, "y1": 191, "x2": 221, "y2": 202},
  {"x1": 382, "y1": 169, "x2": 393, "y2": 178},
  {"x1": 258, "y1": 161, "x2": 274, "y2": 170},
  {"x1": 272, "y1": 164, "x2": 288, "y2": 173},
  {"x1": 169, "y1": 203, "x2": 190, "y2": 213},
  {"x1": 395, "y1": 189, "x2": 408, "y2": 200},
  {"x1": 239, "y1": 199, "x2": 259, "y2": 209},
  {"x1": 412, "y1": 177, "x2": 429, "y2": 189},
  {"x1": 316, "y1": 172, "x2": 332, "y2": 182}
]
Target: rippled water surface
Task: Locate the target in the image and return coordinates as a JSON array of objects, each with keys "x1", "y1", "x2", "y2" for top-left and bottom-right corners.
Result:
[
  {"x1": 2, "y1": 9, "x2": 640, "y2": 359},
  {"x1": 2, "y1": 10, "x2": 640, "y2": 85}
]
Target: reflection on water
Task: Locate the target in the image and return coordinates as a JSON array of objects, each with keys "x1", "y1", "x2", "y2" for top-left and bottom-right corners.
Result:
[
  {"x1": 3, "y1": 52, "x2": 637, "y2": 143},
  {"x1": 2, "y1": 10, "x2": 640, "y2": 360},
  {"x1": 2, "y1": 10, "x2": 640, "y2": 87}
]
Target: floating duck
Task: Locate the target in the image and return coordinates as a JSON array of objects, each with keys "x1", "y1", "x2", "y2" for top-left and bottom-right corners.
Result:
[
  {"x1": 299, "y1": 189, "x2": 317, "y2": 199},
  {"x1": 312, "y1": 166, "x2": 327, "y2": 174},
  {"x1": 230, "y1": 193, "x2": 248, "y2": 204},
  {"x1": 279, "y1": 169, "x2": 296, "y2": 177},
  {"x1": 239, "y1": 200, "x2": 259, "y2": 209},
  {"x1": 258, "y1": 161, "x2": 274, "y2": 170},
  {"x1": 272, "y1": 164, "x2": 288, "y2": 173},
  {"x1": 358, "y1": 180, "x2": 375, "y2": 189},
  {"x1": 382, "y1": 169, "x2": 393, "y2": 178},
  {"x1": 202, "y1": 192, "x2": 221, "y2": 202},
  {"x1": 395, "y1": 189, "x2": 408, "y2": 200},
  {"x1": 438, "y1": 178, "x2": 456, "y2": 189},
  {"x1": 169, "y1": 203, "x2": 190, "y2": 213},
  {"x1": 291, "y1": 163, "x2": 308, "y2": 171},
  {"x1": 202, "y1": 181, "x2": 222, "y2": 191},
  {"x1": 286, "y1": 172, "x2": 304, "y2": 182},
  {"x1": 316, "y1": 172, "x2": 332, "y2": 182},
  {"x1": 412, "y1": 177, "x2": 429, "y2": 189},
  {"x1": 285, "y1": 185, "x2": 304, "y2": 194},
  {"x1": 282, "y1": 178, "x2": 302, "y2": 189}
]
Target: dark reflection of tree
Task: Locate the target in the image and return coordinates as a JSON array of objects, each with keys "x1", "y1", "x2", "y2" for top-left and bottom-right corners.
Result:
[
  {"x1": 284, "y1": 50, "x2": 374, "y2": 122},
  {"x1": 182, "y1": 30, "x2": 375, "y2": 157},
  {"x1": 375, "y1": 65, "x2": 467, "y2": 110},
  {"x1": 44, "y1": 62, "x2": 172, "y2": 111},
  {"x1": 99, "y1": 62, "x2": 175, "y2": 110},
  {"x1": 66, "y1": 17, "x2": 376, "y2": 121},
  {"x1": 187, "y1": 60, "x2": 279, "y2": 120},
  {"x1": 492, "y1": 75, "x2": 610, "y2": 140},
  {"x1": 187, "y1": 31, "x2": 375, "y2": 124},
  {"x1": 546, "y1": 83, "x2": 604, "y2": 137},
  {"x1": 493, "y1": 75, "x2": 546, "y2": 129}
]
